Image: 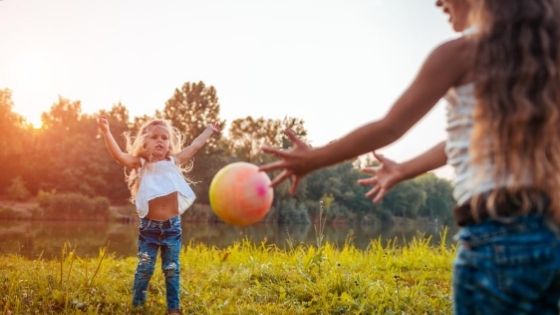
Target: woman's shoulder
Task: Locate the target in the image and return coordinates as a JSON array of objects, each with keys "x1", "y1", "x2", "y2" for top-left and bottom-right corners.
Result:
[
  {"x1": 434, "y1": 36, "x2": 476, "y2": 63},
  {"x1": 425, "y1": 36, "x2": 475, "y2": 85}
]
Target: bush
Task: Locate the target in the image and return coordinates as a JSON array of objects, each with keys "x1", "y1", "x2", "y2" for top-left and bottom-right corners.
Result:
[
  {"x1": 36, "y1": 191, "x2": 110, "y2": 220},
  {"x1": 6, "y1": 176, "x2": 31, "y2": 201},
  {"x1": 0, "y1": 207, "x2": 28, "y2": 220},
  {"x1": 276, "y1": 199, "x2": 311, "y2": 224}
]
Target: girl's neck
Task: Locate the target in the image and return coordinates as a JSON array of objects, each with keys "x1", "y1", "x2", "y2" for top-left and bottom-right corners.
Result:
[{"x1": 146, "y1": 154, "x2": 169, "y2": 163}]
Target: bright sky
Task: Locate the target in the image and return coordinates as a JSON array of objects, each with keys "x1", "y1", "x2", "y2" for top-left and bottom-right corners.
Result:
[{"x1": 0, "y1": 0, "x2": 457, "y2": 178}]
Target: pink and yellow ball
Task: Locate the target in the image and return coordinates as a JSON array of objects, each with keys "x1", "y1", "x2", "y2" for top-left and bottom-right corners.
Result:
[{"x1": 209, "y1": 162, "x2": 274, "y2": 226}]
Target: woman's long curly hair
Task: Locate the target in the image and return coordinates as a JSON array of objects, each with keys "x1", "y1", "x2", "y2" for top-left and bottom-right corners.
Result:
[
  {"x1": 124, "y1": 119, "x2": 190, "y2": 202},
  {"x1": 469, "y1": 0, "x2": 560, "y2": 219}
]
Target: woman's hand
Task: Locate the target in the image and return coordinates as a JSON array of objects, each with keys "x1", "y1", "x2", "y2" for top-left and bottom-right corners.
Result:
[
  {"x1": 357, "y1": 152, "x2": 404, "y2": 204},
  {"x1": 259, "y1": 129, "x2": 314, "y2": 194}
]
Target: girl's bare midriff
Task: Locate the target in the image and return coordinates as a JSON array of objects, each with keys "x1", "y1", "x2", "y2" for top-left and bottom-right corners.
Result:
[{"x1": 147, "y1": 192, "x2": 180, "y2": 221}]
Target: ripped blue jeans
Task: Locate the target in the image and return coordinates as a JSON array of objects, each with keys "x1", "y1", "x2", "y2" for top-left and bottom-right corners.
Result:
[
  {"x1": 453, "y1": 214, "x2": 560, "y2": 315},
  {"x1": 132, "y1": 216, "x2": 182, "y2": 311}
]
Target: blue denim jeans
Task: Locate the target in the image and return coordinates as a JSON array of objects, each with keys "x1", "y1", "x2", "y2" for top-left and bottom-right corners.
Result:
[
  {"x1": 132, "y1": 216, "x2": 182, "y2": 311},
  {"x1": 453, "y1": 214, "x2": 560, "y2": 315}
]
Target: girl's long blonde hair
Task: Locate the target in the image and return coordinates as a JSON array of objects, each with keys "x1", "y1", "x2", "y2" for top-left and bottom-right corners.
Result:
[
  {"x1": 125, "y1": 119, "x2": 190, "y2": 201},
  {"x1": 469, "y1": 0, "x2": 560, "y2": 218}
]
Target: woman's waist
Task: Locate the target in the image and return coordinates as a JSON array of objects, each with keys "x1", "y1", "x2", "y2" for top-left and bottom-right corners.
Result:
[{"x1": 454, "y1": 189, "x2": 550, "y2": 227}]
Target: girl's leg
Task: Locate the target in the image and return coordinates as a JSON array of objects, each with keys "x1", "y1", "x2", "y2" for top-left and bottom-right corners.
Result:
[
  {"x1": 161, "y1": 216, "x2": 182, "y2": 312},
  {"x1": 453, "y1": 214, "x2": 560, "y2": 315},
  {"x1": 132, "y1": 224, "x2": 159, "y2": 307}
]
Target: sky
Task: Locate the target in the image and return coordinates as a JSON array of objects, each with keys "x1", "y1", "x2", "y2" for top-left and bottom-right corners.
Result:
[{"x1": 0, "y1": 0, "x2": 457, "y2": 178}]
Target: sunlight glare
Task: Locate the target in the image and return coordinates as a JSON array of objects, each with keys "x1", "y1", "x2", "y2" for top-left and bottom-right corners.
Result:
[{"x1": 9, "y1": 53, "x2": 54, "y2": 129}]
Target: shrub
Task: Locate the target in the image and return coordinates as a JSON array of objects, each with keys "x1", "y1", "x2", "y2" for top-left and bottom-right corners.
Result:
[
  {"x1": 6, "y1": 176, "x2": 31, "y2": 201},
  {"x1": 276, "y1": 199, "x2": 311, "y2": 224},
  {"x1": 36, "y1": 191, "x2": 110, "y2": 220},
  {"x1": 0, "y1": 207, "x2": 28, "y2": 220}
]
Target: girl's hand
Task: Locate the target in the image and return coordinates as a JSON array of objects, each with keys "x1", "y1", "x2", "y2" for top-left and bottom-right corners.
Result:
[
  {"x1": 208, "y1": 122, "x2": 221, "y2": 133},
  {"x1": 357, "y1": 152, "x2": 403, "y2": 204},
  {"x1": 97, "y1": 115, "x2": 110, "y2": 134}
]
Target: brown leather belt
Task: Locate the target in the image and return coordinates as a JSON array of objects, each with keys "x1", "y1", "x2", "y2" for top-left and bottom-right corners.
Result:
[{"x1": 453, "y1": 190, "x2": 549, "y2": 227}]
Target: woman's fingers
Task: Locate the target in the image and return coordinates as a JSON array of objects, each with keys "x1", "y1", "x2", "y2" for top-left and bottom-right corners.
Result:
[
  {"x1": 289, "y1": 175, "x2": 300, "y2": 194},
  {"x1": 270, "y1": 170, "x2": 291, "y2": 187},
  {"x1": 373, "y1": 151, "x2": 395, "y2": 165},
  {"x1": 365, "y1": 185, "x2": 386, "y2": 204},
  {"x1": 372, "y1": 188, "x2": 387, "y2": 204},
  {"x1": 360, "y1": 167, "x2": 377, "y2": 175},
  {"x1": 373, "y1": 151, "x2": 385, "y2": 162},
  {"x1": 261, "y1": 146, "x2": 295, "y2": 159},
  {"x1": 284, "y1": 129, "x2": 308, "y2": 148},
  {"x1": 357, "y1": 176, "x2": 378, "y2": 186},
  {"x1": 365, "y1": 185, "x2": 381, "y2": 199},
  {"x1": 259, "y1": 159, "x2": 290, "y2": 172}
]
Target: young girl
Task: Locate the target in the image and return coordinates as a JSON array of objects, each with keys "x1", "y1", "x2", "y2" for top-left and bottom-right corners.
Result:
[
  {"x1": 98, "y1": 116, "x2": 219, "y2": 314},
  {"x1": 260, "y1": 0, "x2": 560, "y2": 313}
]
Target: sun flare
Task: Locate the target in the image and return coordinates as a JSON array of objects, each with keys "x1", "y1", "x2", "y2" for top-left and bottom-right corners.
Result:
[{"x1": 9, "y1": 53, "x2": 54, "y2": 129}]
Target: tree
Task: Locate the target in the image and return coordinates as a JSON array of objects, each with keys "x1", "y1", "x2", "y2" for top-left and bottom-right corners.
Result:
[
  {"x1": 27, "y1": 98, "x2": 99, "y2": 195},
  {"x1": 0, "y1": 89, "x2": 27, "y2": 156},
  {"x1": 228, "y1": 116, "x2": 307, "y2": 164},
  {"x1": 158, "y1": 81, "x2": 227, "y2": 203},
  {"x1": 92, "y1": 103, "x2": 132, "y2": 202},
  {"x1": 415, "y1": 174, "x2": 455, "y2": 223},
  {"x1": 159, "y1": 81, "x2": 223, "y2": 151},
  {"x1": 0, "y1": 89, "x2": 30, "y2": 192},
  {"x1": 382, "y1": 181, "x2": 427, "y2": 218},
  {"x1": 228, "y1": 116, "x2": 281, "y2": 163}
]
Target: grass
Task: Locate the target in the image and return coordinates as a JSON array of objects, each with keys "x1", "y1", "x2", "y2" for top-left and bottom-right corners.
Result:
[{"x1": 0, "y1": 232, "x2": 454, "y2": 315}]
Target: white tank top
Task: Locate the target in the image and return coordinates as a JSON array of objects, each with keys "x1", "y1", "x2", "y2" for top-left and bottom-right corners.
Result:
[
  {"x1": 134, "y1": 156, "x2": 196, "y2": 218},
  {"x1": 444, "y1": 83, "x2": 532, "y2": 205}
]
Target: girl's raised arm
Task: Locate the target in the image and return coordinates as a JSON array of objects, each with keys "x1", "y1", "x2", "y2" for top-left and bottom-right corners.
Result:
[
  {"x1": 174, "y1": 123, "x2": 221, "y2": 165},
  {"x1": 98, "y1": 115, "x2": 141, "y2": 169}
]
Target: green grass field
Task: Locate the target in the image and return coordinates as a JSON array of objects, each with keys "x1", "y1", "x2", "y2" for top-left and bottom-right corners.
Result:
[{"x1": 0, "y1": 234, "x2": 454, "y2": 314}]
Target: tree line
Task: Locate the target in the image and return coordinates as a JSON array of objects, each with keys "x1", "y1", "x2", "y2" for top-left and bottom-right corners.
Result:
[{"x1": 0, "y1": 81, "x2": 455, "y2": 224}]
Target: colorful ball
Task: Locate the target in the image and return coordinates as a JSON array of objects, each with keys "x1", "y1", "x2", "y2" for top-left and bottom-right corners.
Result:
[{"x1": 209, "y1": 162, "x2": 274, "y2": 226}]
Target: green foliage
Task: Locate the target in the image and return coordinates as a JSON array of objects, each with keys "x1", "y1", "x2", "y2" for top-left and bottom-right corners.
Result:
[
  {"x1": 305, "y1": 162, "x2": 374, "y2": 221},
  {"x1": 274, "y1": 199, "x2": 311, "y2": 224},
  {"x1": 228, "y1": 116, "x2": 307, "y2": 164},
  {"x1": 159, "y1": 81, "x2": 223, "y2": 150},
  {"x1": 382, "y1": 181, "x2": 427, "y2": 218},
  {"x1": 6, "y1": 176, "x2": 31, "y2": 201},
  {"x1": 416, "y1": 174, "x2": 455, "y2": 224},
  {"x1": 0, "y1": 89, "x2": 32, "y2": 191},
  {"x1": 36, "y1": 191, "x2": 110, "y2": 221},
  {"x1": 0, "y1": 81, "x2": 456, "y2": 224},
  {"x1": 0, "y1": 239, "x2": 454, "y2": 314},
  {"x1": 26, "y1": 98, "x2": 111, "y2": 197}
]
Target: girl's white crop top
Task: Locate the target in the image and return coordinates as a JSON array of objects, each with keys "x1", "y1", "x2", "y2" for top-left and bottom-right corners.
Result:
[{"x1": 134, "y1": 156, "x2": 196, "y2": 218}]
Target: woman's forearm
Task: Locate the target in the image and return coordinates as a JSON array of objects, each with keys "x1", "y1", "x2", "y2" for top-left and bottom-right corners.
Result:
[{"x1": 399, "y1": 141, "x2": 447, "y2": 181}]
